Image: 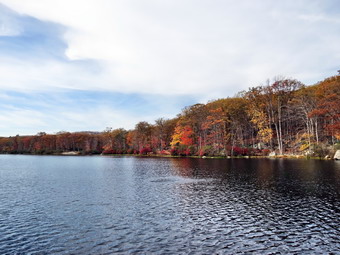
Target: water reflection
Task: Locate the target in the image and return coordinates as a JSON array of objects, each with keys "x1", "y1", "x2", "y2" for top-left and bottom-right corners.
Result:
[
  {"x1": 170, "y1": 158, "x2": 340, "y2": 198},
  {"x1": 169, "y1": 158, "x2": 340, "y2": 253},
  {"x1": 0, "y1": 155, "x2": 339, "y2": 254}
]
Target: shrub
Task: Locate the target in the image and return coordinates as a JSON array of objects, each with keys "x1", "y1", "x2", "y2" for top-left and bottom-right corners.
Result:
[
  {"x1": 232, "y1": 146, "x2": 249, "y2": 156},
  {"x1": 262, "y1": 149, "x2": 270, "y2": 156},
  {"x1": 199, "y1": 146, "x2": 213, "y2": 156},
  {"x1": 140, "y1": 147, "x2": 152, "y2": 155},
  {"x1": 126, "y1": 149, "x2": 134, "y2": 154},
  {"x1": 311, "y1": 144, "x2": 331, "y2": 158},
  {"x1": 159, "y1": 150, "x2": 171, "y2": 155},
  {"x1": 170, "y1": 148, "x2": 178, "y2": 156},
  {"x1": 334, "y1": 143, "x2": 340, "y2": 150},
  {"x1": 102, "y1": 149, "x2": 116, "y2": 154}
]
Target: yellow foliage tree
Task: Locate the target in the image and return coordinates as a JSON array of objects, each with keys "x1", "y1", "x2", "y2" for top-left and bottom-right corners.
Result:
[{"x1": 250, "y1": 110, "x2": 272, "y2": 144}]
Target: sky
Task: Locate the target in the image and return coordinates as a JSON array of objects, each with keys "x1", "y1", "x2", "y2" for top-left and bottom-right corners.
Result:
[{"x1": 0, "y1": 0, "x2": 339, "y2": 136}]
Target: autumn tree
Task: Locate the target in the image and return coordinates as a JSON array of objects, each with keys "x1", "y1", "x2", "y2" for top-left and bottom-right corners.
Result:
[
  {"x1": 135, "y1": 121, "x2": 153, "y2": 153},
  {"x1": 0, "y1": 74, "x2": 337, "y2": 157},
  {"x1": 309, "y1": 75, "x2": 340, "y2": 143},
  {"x1": 153, "y1": 118, "x2": 177, "y2": 151}
]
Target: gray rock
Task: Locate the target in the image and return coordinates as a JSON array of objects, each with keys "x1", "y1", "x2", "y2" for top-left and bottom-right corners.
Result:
[
  {"x1": 334, "y1": 150, "x2": 340, "y2": 160},
  {"x1": 61, "y1": 151, "x2": 79, "y2": 155}
]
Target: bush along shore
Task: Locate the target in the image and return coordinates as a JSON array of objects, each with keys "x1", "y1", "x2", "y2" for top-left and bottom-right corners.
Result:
[{"x1": 1, "y1": 75, "x2": 339, "y2": 159}]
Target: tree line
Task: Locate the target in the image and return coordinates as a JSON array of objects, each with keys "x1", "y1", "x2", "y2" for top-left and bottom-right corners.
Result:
[{"x1": 1, "y1": 75, "x2": 339, "y2": 157}]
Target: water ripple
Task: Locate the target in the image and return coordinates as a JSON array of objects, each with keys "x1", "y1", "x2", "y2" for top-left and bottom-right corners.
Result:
[{"x1": 0, "y1": 155, "x2": 339, "y2": 254}]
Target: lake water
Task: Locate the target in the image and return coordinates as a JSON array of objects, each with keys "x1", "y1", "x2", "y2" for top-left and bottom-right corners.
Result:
[{"x1": 0, "y1": 155, "x2": 339, "y2": 254}]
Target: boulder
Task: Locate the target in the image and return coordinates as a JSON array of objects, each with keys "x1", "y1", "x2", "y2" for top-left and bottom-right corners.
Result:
[
  {"x1": 61, "y1": 151, "x2": 79, "y2": 155},
  {"x1": 269, "y1": 151, "x2": 276, "y2": 157},
  {"x1": 334, "y1": 150, "x2": 340, "y2": 160}
]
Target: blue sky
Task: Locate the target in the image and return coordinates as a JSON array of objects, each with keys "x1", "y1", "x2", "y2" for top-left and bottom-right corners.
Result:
[{"x1": 0, "y1": 1, "x2": 339, "y2": 136}]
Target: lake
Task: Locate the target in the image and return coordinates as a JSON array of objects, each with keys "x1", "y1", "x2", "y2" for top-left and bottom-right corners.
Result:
[{"x1": 0, "y1": 155, "x2": 339, "y2": 254}]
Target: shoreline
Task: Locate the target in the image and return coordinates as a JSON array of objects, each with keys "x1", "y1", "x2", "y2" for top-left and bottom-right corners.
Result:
[{"x1": 0, "y1": 152, "x2": 336, "y2": 160}]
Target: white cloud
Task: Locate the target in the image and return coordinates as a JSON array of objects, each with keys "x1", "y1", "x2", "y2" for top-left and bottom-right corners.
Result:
[
  {"x1": 298, "y1": 14, "x2": 340, "y2": 24},
  {"x1": 0, "y1": 0, "x2": 339, "y2": 97},
  {"x1": 0, "y1": 1, "x2": 340, "y2": 136},
  {"x1": 0, "y1": 89, "x2": 189, "y2": 136},
  {"x1": 0, "y1": 106, "x2": 47, "y2": 136},
  {"x1": 0, "y1": 5, "x2": 21, "y2": 36},
  {"x1": 0, "y1": 103, "x2": 156, "y2": 136}
]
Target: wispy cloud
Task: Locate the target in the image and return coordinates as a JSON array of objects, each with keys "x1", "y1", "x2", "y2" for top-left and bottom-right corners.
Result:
[{"x1": 0, "y1": 90, "x2": 197, "y2": 136}]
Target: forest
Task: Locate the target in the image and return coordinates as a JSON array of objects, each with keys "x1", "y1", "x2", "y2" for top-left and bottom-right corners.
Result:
[{"x1": 0, "y1": 74, "x2": 339, "y2": 157}]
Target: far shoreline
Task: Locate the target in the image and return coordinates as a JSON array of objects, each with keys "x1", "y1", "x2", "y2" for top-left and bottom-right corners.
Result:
[{"x1": 0, "y1": 152, "x2": 337, "y2": 160}]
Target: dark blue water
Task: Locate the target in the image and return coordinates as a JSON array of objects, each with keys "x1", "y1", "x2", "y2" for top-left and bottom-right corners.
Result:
[{"x1": 0, "y1": 155, "x2": 339, "y2": 254}]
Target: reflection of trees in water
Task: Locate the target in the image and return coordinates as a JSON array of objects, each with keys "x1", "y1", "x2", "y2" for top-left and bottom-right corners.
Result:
[
  {"x1": 169, "y1": 158, "x2": 202, "y2": 178},
  {"x1": 169, "y1": 158, "x2": 239, "y2": 178},
  {"x1": 169, "y1": 158, "x2": 340, "y2": 200},
  {"x1": 164, "y1": 157, "x2": 339, "y2": 249}
]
